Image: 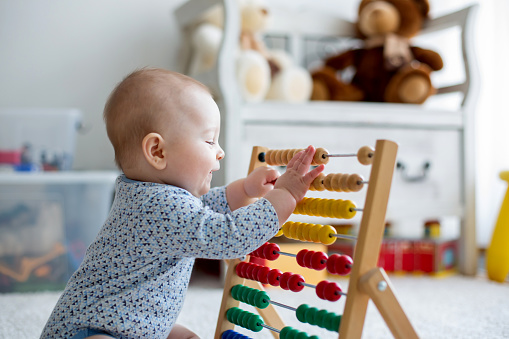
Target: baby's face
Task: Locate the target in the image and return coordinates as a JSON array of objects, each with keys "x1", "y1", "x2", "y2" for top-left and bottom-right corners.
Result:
[{"x1": 160, "y1": 87, "x2": 224, "y2": 197}]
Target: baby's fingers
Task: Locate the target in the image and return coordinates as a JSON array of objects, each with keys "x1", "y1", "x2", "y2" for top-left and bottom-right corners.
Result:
[
  {"x1": 288, "y1": 146, "x2": 315, "y2": 173},
  {"x1": 304, "y1": 164, "x2": 325, "y2": 185}
]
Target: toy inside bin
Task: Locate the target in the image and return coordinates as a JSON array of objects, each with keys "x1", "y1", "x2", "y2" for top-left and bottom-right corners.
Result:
[{"x1": 0, "y1": 108, "x2": 82, "y2": 171}]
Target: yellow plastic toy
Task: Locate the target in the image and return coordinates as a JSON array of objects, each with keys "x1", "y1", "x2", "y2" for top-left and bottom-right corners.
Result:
[{"x1": 486, "y1": 171, "x2": 509, "y2": 282}]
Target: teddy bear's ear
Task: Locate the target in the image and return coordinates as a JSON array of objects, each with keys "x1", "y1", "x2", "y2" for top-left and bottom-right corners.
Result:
[{"x1": 413, "y1": 0, "x2": 430, "y2": 18}]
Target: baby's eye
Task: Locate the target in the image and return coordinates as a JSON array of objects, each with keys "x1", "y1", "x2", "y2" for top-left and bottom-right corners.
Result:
[{"x1": 206, "y1": 141, "x2": 215, "y2": 146}]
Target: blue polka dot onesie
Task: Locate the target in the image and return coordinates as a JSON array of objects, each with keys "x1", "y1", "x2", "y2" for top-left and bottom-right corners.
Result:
[{"x1": 41, "y1": 175, "x2": 279, "y2": 338}]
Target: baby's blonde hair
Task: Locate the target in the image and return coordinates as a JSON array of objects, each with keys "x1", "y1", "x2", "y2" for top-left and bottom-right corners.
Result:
[{"x1": 103, "y1": 68, "x2": 209, "y2": 170}]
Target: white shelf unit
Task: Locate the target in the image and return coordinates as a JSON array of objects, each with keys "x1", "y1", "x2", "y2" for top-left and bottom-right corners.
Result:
[{"x1": 175, "y1": 0, "x2": 479, "y2": 275}]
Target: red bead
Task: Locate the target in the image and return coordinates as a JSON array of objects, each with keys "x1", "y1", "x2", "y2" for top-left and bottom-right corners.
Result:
[
  {"x1": 267, "y1": 269, "x2": 282, "y2": 286},
  {"x1": 279, "y1": 272, "x2": 293, "y2": 290},
  {"x1": 236, "y1": 262, "x2": 246, "y2": 278},
  {"x1": 296, "y1": 249, "x2": 308, "y2": 267},
  {"x1": 257, "y1": 266, "x2": 271, "y2": 284},
  {"x1": 250, "y1": 265, "x2": 261, "y2": 281},
  {"x1": 303, "y1": 250, "x2": 315, "y2": 268},
  {"x1": 245, "y1": 263, "x2": 256, "y2": 280},
  {"x1": 256, "y1": 243, "x2": 268, "y2": 258},
  {"x1": 288, "y1": 274, "x2": 305, "y2": 292},
  {"x1": 335, "y1": 255, "x2": 353, "y2": 275},
  {"x1": 324, "y1": 281, "x2": 342, "y2": 301},
  {"x1": 316, "y1": 280, "x2": 328, "y2": 300},
  {"x1": 327, "y1": 254, "x2": 340, "y2": 274},
  {"x1": 263, "y1": 243, "x2": 280, "y2": 261},
  {"x1": 311, "y1": 251, "x2": 328, "y2": 271}
]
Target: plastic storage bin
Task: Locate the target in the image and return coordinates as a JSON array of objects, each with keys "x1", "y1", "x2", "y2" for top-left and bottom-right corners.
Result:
[
  {"x1": 0, "y1": 108, "x2": 82, "y2": 171},
  {"x1": 0, "y1": 171, "x2": 118, "y2": 292}
]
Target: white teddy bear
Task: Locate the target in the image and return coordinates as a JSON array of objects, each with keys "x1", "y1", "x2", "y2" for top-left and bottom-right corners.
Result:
[{"x1": 189, "y1": 0, "x2": 312, "y2": 103}]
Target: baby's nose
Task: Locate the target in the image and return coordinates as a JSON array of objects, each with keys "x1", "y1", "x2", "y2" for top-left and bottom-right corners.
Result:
[{"x1": 217, "y1": 148, "x2": 225, "y2": 160}]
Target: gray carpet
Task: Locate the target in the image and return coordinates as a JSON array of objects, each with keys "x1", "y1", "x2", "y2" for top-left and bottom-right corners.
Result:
[{"x1": 1, "y1": 273, "x2": 508, "y2": 339}]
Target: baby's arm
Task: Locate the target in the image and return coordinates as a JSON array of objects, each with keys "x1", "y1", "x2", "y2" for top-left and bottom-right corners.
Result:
[
  {"x1": 264, "y1": 146, "x2": 324, "y2": 225},
  {"x1": 226, "y1": 166, "x2": 280, "y2": 211}
]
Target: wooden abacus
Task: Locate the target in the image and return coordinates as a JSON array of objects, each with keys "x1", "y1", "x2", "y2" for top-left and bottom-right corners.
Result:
[{"x1": 214, "y1": 140, "x2": 419, "y2": 339}]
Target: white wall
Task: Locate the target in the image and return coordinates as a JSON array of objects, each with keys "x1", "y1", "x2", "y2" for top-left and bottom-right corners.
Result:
[
  {"x1": 1, "y1": 0, "x2": 506, "y2": 248},
  {"x1": 0, "y1": 0, "x2": 187, "y2": 170}
]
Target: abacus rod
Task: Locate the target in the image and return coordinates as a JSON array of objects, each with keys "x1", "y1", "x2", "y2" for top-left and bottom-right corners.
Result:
[
  {"x1": 324, "y1": 153, "x2": 357, "y2": 158},
  {"x1": 275, "y1": 251, "x2": 297, "y2": 258},
  {"x1": 351, "y1": 208, "x2": 364, "y2": 212},
  {"x1": 331, "y1": 234, "x2": 358, "y2": 241},
  {"x1": 260, "y1": 323, "x2": 280, "y2": 333},
  {"x1": 267, "y1": 300, "x2": 297, "y2": 312}
]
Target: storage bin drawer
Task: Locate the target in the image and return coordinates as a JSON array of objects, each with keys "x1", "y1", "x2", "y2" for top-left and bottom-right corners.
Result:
[
  {"x1": 0, "y1": 171, "x2": 117, "y2": 292},
  {"x1": 240, "y1": 125, "x2": 461, "y2": 229}
]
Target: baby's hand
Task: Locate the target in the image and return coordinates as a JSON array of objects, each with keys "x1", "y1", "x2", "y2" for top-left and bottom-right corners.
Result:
[
  {"x1": 244, "y1": 166, "x2": 280, "y2": 198},
  {"x1": 274, "y1": 145, "x2": 324, "y2": 202}
]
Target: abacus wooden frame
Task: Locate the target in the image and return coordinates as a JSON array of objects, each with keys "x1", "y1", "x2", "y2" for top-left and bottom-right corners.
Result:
[{"x1": 214, "y1": 139, "x2": 419, "y2": 339}]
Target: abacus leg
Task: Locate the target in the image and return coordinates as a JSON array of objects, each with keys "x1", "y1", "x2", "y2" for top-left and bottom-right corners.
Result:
[
  {"x1": 214, "y1": 259, "x2": 245, "y2": 339},
  {"x1": 358, "y1": 268, "x2": 419, "y2": 339}
]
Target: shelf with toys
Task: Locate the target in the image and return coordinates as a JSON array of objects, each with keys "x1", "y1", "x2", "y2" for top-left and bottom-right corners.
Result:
[{"x1": 174, "y1": 0, "x2": 479, "y2": 275}]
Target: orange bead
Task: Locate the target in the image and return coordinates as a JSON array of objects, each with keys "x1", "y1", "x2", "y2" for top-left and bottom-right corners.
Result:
[
  {"x1": 339, "y1": 174, "x2": 350, "y2": 192},
  {"x1": 324, "y1": 174, "x2": 334, "y2": 191},
  {"x1": 313, "y1": 147, "x2": 330, "y2": 165},
  {"x1": 348, "y1": 174, "x2": 364, "y2": 192},
  {"x1": 312, "y1": 173, "x2": 325, "y2": 192},
  {"x1": 267, "y1": 150, "x2": 278, "y2": 166},
  {"x1": 331, "y1": 174, "x2": 343, "y2": 192},
  {"x1": 357, "y1": 146, "x2": 374, "y2": 165}
]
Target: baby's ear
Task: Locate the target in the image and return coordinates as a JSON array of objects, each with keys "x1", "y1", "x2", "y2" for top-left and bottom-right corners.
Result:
[{"x1": 142, "y1": 133, "x2": 167, "y2": 170}]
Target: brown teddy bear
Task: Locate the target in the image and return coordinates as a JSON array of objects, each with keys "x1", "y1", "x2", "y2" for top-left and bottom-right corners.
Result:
[{"x1": 311, "y1": 0, "x2": 443, "y2": 104}]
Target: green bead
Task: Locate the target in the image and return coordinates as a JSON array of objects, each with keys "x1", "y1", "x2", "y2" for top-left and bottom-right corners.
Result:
[
  {"x1": 306, "y1": 307, "x2": 319, "y2": 325},
  {"x1": 324, "y1": 312, "x2": 337, "y2": 331},
  {"x1": 231, "y1": 285, "x2": 241, "y2": 300},
  {"x1": 280, "y1": 326, "x2": 291, "y2": 339},
  {"x1": 309, "y1": 336, "x2": 320, "y2": 339},
  {"x1": 332, "y1": 315, "x2": 342, "y2": 332},
  {"x1": 226, "y1": 308, "x2": 235, "y2": 323},
  {"x1": 239, "y1": 286, "x2": 250, "y2": 302},
  {"x1": 296, "y1": 304, "x2": 309, "y2": 323},
  {"x1": 255, "y1": 291, "x2": 270, "y2": 309},
  {"x1": 247, "y1": 289, "x2": 257, "y2": 306},
  {"x1": 239, "y1": 311, "x2": 250, "y2": 328},
  {"x1": 296, "y1": 331, "x2": 309, "y2": 339},
  {"x1": 315, "y1": 309, "x2": 329, "y2": 328},
  {"x1": 288, "y1": 328, "x2": 300, "y2": 338},
  {"x1": 249, "y1": 314, "x2": 263, "y2": 332}
]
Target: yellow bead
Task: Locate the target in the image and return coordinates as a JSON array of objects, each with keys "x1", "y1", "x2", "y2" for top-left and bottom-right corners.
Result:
[
  {"x1": 290, "y1": 222, "x2": 300, "y2": 239},
  {"x1": 318, "y1": 225, "x2": 337, "y2": 245},
  {"x1": 296, "y1": 223, "x2": 306, "y2": 241},
  {"x1": 275, "y1": 228, "x2": 284, "y2": 237},
  {"x1": 309, "y1": 224, "x2": 322, "y2": 242},
  {"x1": 331, "y1": 200, "x2": 344, "y2": 219},
  {"x1": 282, "y1": 222, "x2": 293, "y2": 238},
  {"x1": 301, "y1": 223, "x2": 312, "y2": 241},
  {"x1": 310, "y1": 198, "x2": 322, "y2": 216},
  {"x1": 341, "y1": 200, "x2": 357, "y2": 219}
]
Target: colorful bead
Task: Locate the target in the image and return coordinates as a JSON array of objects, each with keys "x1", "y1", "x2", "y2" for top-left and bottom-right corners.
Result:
[
  {"x1": 324, "y1": 281, "x2": 342, "y2": 301},
  {"x1": 318, "y1": 225, "x2": 337, "y2": 245},
  {"x1": 311, "y1": 251, "x2": 328, "y2": 271},
  {"x1": 288, "y1": 274, "x2": 305, "y2": 292},
  {"x1": 267, "y1": 269, "x2": 282, "y2": 286}
]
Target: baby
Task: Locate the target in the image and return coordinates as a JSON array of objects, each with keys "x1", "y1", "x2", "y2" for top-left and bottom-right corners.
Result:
[{"x1": 40, "y1": 68, "x2": 323, "y2": 339}]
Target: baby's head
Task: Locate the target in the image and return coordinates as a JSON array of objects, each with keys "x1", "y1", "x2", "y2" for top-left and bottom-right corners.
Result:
[{"x1": 104, "y1": 68, "x2": 225, "y2": 196}]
